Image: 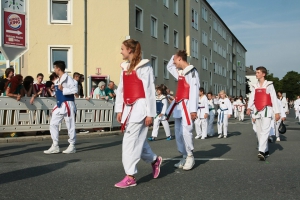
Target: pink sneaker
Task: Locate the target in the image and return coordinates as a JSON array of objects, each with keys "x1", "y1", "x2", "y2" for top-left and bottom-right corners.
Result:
[
  {"x1": 114, "y1": 176, "x2": 137, "y2": 188},
  {"x1": 152, "y1": 156, "x2": 162, "y2": 179}
]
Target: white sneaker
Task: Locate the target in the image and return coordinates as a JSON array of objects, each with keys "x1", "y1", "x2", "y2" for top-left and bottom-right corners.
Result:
[
  {"x1": 195, "y1": 135, "x2": 201, "y2": 139},
  {"x1": 174, "y1": 156, "x2": 186, "y2": 168},
  {"x1": 201, "y1": 137, "x2": 206, "y2": 139},
  {"x1": 62, "y1": 144, "x2": 76, "y2": 154},
  {"x1": 224, "y1": 136, "x2": 227, "y2": 139},
  {"x1": 183, "y1": 155, "x2": 195, "y2": 170},
  {"x1": 276, "y1": 137, "x2": 280, "y2": 142},
  {"x1": 218, "y1": 134, "x2": 223, "y2": 139},
  {"x1": 44, "y1": 144, "x2": 60, "y2": 154}
]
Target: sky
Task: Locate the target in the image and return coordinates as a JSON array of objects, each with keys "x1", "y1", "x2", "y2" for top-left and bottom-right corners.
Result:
[{"x1": 206, "y1": 0, "x2": 300, "y2": 79}]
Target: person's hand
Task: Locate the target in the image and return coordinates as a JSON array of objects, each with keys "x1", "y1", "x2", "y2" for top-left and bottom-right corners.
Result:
[
  {"x1": 16, "y1": 94, "x2": 21, "y2": 101},
  {"x1": 85, "y1": 97, "x2": 90, "y2": 100},
  {"x1": 275, "y1": 113, "x2": 280, "y2": 121},
  {"x1": 145, "y1": 117, "x2": 153, "y2": 126},
  {"x1": 105, "y1": 96, "x2": 109, "y2": 100},
  {"x1": 58, "y1": 84, "x2": 63, "y2": 91},
  {"x1": 228, "y1": 114, "x2": 231, "y2": 118},
  {"x1": 117, "y1": 113, "x2": 122, "y2": 123},
  {"x1": 246, "y1": 108, "x2": 251, "y2": 116},
  {"x1": 252, "y1": 118, "x2": 256, "y2": 123},
  {"x1": 282, "y1": 117, "x2": 286, "y2": 121},
  {"x1": 159, "y1": 113, "x2": 163, "y2": 117},
  {"x1": 204, "y1": 113, "x2": 208, "y2": 119},
  {"x1": 190, "y1": 112, "x2": 197, "y2": 120},
  {"x1": 30, "y1": 96, "x2": 35, "y2": 104}
]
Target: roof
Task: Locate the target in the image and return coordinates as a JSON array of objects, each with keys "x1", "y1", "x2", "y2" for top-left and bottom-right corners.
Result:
[{"x1": 246, "y1": 66, "x2": 256, "y2": 76}]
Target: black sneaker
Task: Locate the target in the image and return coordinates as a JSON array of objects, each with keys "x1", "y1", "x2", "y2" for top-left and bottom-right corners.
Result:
[
  {"x1": 258, "y1": 152, "x2": 265, "y2": 161},
  {"x1": 265, "y1": 151, "x2": 270, "y2": 158}
]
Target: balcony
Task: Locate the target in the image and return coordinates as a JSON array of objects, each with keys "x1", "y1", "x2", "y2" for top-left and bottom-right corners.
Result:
[
  {"x1": 233, "y1": 64, "x2": 237, "y2": 71},
  {"x1": 232, "y1": 48, "x2": 236, "y2": 56}
]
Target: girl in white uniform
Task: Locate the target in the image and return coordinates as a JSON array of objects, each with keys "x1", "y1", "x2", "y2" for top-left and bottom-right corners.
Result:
[
  {"x1": 207, "y1": 92, "x2": 215, "y2": 137},
  {"x1": 166, "y1": 51, "x2": 200, "y2": 171},
  {"x1": 148, "y1": 86, "x2": 172, "y2": 141},
  {"x1": 294, "y1": 96, "x2": 300, "y2": 120},
  {"x1": 217, "y1": 90, "x2": 232, "y2": 139},
  {"x1": 277, "y1": 91, "x2": 288, "y2": 114},
  {"x1": 236, "y1": 96, "x2": 246, "y2": 121},
  {"x1": 114, "y1": 39, "x2": 162, "y2": 188},
  {"x1": 274, "y1": 98, "x2": 286, "y2": 141},
  {"x1": 195, "y1": 87, "x2": 209, "y2": 139}
]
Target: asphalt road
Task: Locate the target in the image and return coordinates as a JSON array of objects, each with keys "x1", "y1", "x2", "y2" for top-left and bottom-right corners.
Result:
[{"x1": 1, "y1": 111, "x2": 300, "y2": 200}]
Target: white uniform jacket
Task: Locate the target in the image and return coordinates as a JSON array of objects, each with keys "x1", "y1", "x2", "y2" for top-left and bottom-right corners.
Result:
[
  {"x1": 247, "y1": 80, "x2": 280, "y2": 118},
  {"x1": 166, "y1": 56, "x2": 200, "y2": 118},
  {"x1": 115, "y1": 59, "x2": 156, "y2": 123},
  {"x1": 54, "y1": 73, "x2": 78, "y2": 114},
  {"x1": 279, "y1": 97, "x2": 288, "y2": 113},
  {"x1": 277, "y1": 99, "x2": 286, "y2": 119},
  {"x1": 197, "y1": 95, "x2": 209, "y2": 118},
  {"x1": 218, "y1": 98, "x2": 233, "y2": 115}
]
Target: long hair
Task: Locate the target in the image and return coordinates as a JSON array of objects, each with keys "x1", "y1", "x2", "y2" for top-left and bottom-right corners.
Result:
[
  {"x1": 23, "y1": 76, "x2": 34, "y2": 92},
  {"x1": 122, "y1": 39, "x2": 142, "y2": 74},
  {"x1": 5, "y1": 74, "x2": 23, "y2": 94}
]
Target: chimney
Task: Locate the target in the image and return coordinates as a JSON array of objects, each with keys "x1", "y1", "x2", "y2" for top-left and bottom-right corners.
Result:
[{"x1": 250, "y1": 65, "x2": 253, "y2": 70}]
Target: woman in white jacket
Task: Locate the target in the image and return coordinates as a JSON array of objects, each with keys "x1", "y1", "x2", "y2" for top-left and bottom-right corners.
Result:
[
  {"x1": 217, "y1": 90, "x2": 232, "y2": 138},
  {"x1": 114, "y1": 39, "x2": 162, "y2": 188}
]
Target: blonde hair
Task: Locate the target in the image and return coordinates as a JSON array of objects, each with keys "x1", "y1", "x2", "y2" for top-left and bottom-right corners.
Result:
[
  {"x1": 122, "y1": 39, "x2": 142, "y2": 74},
  {"x1": 219, "y1": 90, "x2": 228, "y2": 98}
]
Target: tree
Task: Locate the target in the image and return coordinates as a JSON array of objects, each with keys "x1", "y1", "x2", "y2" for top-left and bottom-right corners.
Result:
[
  {"x1": 245, "y1": 77, "x2": 251, "y2": 95},
  {"x1": 265, "y1": 73, "x2": 282, "y2": 91},
  {"x1": 281, "y1": 71, "x2": 300, "y2": 100}
]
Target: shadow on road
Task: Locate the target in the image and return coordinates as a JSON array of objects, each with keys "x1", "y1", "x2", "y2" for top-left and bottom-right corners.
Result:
[
  {"x1": 138, "y1": 144, "x2": 231, "y2": 184},
  {"x1": 76, "y1": 140, "x2": 122, "y2": 152},
  {"x1": 0, "y1": 159, "x2": 80, "y2": 185}
]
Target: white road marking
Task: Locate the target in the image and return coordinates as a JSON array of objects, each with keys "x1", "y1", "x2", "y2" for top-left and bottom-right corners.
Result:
[{"x1": 163, "y1": 158, "x2": 233, "y2": 161}]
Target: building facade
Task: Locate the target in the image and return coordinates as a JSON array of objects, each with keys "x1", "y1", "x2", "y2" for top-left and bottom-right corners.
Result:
[{"x1": 0, "y1": 0, "x2": 246, "y2": 97}]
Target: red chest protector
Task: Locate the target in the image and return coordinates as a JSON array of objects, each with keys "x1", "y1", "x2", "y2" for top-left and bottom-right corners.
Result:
[
  {"x1": 123, "y1": 70, "x2": 145, "y2": 105},
  {"x1": 254, "y1": 88, "x2": 272, "y2": 111},
  {"x1": 175, "y1": 76, "x2": 190, "y2": 103}
]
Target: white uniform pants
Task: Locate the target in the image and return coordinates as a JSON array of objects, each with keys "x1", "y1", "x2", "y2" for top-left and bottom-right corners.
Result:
[
  {"x1": 207, "y1": 111, "x2": 215, "y2": 136},
  {"x1": 174, "y1": 118, "x2": 194, "y2": 156},
  {"x1": 194, "y1": 118, "x2": 208, "y2": 138},
  {"x1": 122, "y1": 121, "x2": 157, "y2": 175},
  {"x1": 151, "y1": 116, "x2": 171, "y2": 137},
  {"x1": 238, "y1": 107, "x2": 245, "y2": 121},
  {"x1": 234, "y1": 108, "x2": 237, "y2": 118},
  {"x1": 275, "y1": 119, "x2": 281, "y2": 138},
  {"x1": 255, "y1": 117, "x2": 272, "y2": 153},
  {"x1": 217, "y1": 114, "x2": 229, "y2": 136},
  {"x1": 50, "y1": 103, "x2": 76, "y2": 146},
  {"x1": 295, "y1": 109, "x2": 299, "y2": 119}
]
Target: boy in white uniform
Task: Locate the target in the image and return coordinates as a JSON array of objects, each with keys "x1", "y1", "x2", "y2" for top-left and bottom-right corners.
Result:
[
  {"x1": 217, "y1": 90, "x2": 232, "y2": 139},
  {"x1": 195, "y1": 87, "x2": 209, "y2": 139},
  {"x1": 44, "y1": 61, "x2": 78, "y2": 154},
  {"x1": 236, "y1": 96, "x2": 246, "y2": 121},
  {"x1": 166, "y1": 50, "x2": 200, "y2": 171},
  {"x1": 207, "y1": 92, "x2": 216, "y2": 137},
  {"x1": 277, "y1": 91, "x2": 288, "y2": 114},
  {"x1": 148, "y1": 86, "x2": 172, "y2": 141},
  {"x1": 294, "y1": 96, "x2": 300, "y2": 120},
  {"x1": 274, "y1": 98, "x2": 286, "y2": 142},
  {"x1": 247, "y1": 66, "x2": 280, "y2": 161}
]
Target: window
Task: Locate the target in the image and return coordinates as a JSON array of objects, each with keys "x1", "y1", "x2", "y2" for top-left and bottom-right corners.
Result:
[
  {"x1": 210, "y1": 49, "x2": 212, "y2": 63},
  {"x1": 192, "y1": 9, "x2": 198, "y2": 29},
  {"x1": 203, "y1": 81, "x2": 208, "y2": 92},
  {"x1": 213, "y1": 18, "x2": 217, "y2": 31},
  {"x1": 228, "y1": 36, "x2": 232, "y2": 46},
  {"x1": 213, "y1": 40, "x2": 217, "y2": 52},
  {"x1": 209, "y1": 26, "x2": 212, "y2": 41},
  {"x1": 135, "y1": 6, "x2": 143, "y2": 31},
  {"x1": 222, "y1": 48, "x2": 226, "y2": 58},
  {"x1": 50, "y1": 0, "x2": 72, "y2": 24},
  {"x1": 214, "y1": 63, "x2": 217, "y2": 73},
  {"x1": 174, "y1": 30, "x2": 178, "y2": 48},
  {"x1": 229, "y1": 53, "x2": 232, "y2": 62},
  {"x1": 202, "y1": 5, "x2": 208, "y2": 21},
  {"x1": 164, "y1": 60, "x2": 169, "y2": 79},
  {"x1": 163, "y1": 0, "x2": 169, "y2": 8},
  {"x1": 163, "y1": 24, "x2": 169, "y2": 44},
  {"x1": 191, "y1": 38, "x2": 198, "y2": 59},
  {"x1": 151, "y1": 16, "x2": 158, "y2": 38},
  {"x1": 202, "y1": 56, "x2": 208, "y2": 70},
  {"x1": 151, "y1": 56, "x2": 158, "y2": 77},
  {"x1": 173, "y1": 0, "x2": 178, "y2": 15},
  {"x1": 202, "y1": 31, "x2": 208, "y2": 46},
  {"x1": 49, "y1": 45, "x2": 72, "y2": 72}
]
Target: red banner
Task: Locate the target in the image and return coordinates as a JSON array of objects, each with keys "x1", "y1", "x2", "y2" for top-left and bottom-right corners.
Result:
[{"x1": 3, "y1": 11, "x2": 26, "y2": 47}]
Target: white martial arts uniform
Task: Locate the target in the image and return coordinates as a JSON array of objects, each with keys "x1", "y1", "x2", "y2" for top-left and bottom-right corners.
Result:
[
  {"x1": 217, "y1": 98, "x2": 232, "y2": 136},
  {"x1": 207, "y1": 99, "x2": 215, "y2": 136},
  {"x1": 151, "y1": 95, "x2": 171, "y2": 138},
  {"x1": 279, "y1": 96, "x2": 288, "y2": 114},
  {"x1": 275, "y1": 99, "x2": 286, "y2": 138},
  {"x1": 248, "y1": 80, "x2": 280, "y2": 154},
  {"x1": 195, "y1": 95, "x2": 209, "y2": 138},
  {"x1": 294, "y1": 99, "x2": 300, "y2": 120},
  {"x1": 236, "y1": 99, "x2": 246, "y2": 121},
  {"x1": 166, "y1": 56, "x2": 200, "y2": 156},
  {"x1": 115, "y1": 59, "x2": 157, "y2": 175},
  {"x1": 50, "y1": 73, "x2": 78, "y2": 146}
]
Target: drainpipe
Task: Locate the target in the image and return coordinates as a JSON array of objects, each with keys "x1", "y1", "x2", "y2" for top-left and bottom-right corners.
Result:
[
  {"x1": 183, "y1": 0, "x2": 186, "y2": 50},
  {"x1": 84, "y1": 0, "x2": 87, "y2": 97}
]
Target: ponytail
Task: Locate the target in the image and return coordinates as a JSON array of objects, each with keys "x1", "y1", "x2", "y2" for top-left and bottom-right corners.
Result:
[{"x1": 122, "y1": 39, "x2": 142, "y2": 74}]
